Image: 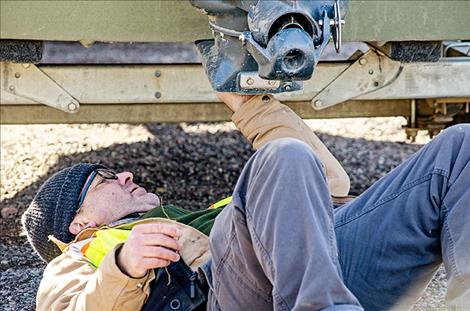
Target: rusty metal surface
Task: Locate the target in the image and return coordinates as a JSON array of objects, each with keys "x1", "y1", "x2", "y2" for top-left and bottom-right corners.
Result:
[{"x1": 38, "y1": 41, "x2": 368, "y2": 64}]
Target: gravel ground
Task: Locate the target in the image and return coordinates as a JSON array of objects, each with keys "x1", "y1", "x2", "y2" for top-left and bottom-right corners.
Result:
[{"x1": 0, "y1": 117, "x2": 448, "y2": 310}]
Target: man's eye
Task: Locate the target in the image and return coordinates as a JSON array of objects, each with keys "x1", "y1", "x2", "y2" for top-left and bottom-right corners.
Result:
[{"x1": 93, "y1": 177, "x2": 106, "y2": 189}]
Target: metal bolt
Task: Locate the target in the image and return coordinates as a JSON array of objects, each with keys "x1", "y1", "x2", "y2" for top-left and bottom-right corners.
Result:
[
  {"x1": 68, "y1": 102, "x2": 78, "y2": 111},
  {"x1": 154, "y1": 70, "x2": 161, "y2": 77},
  {"x1": 14, "y1": 72, "x2": 21, "y2": 78},
  {"x1": 8, "y1": 85, "x2": 15, "y2": 91},
  {"x1": 359, "y1": 58, "x2": 367, "y2": 65},
  {"x1": 262, "y1": 95, "x2": 270, "y2": 104},
  {"x1": 155, "y1": 92, "x2": 162, "y2": 99},
  {"x1": 368, "y1": 69, "x2": 374, "y2": 75},
  {"x1": 314, "y1": 99, "x2": 323, "y2": 107},
  {"x1": 285, "y1": 85, "x2": 291, "y2": 91},
  {"x1": 246, "y1": 78, "x2": 254, "y2": 85}
]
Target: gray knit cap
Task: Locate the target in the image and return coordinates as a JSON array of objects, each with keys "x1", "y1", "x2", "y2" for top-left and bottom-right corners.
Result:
[{"x1": 22, "y1": 163, "x2": 105, "y2": 262}]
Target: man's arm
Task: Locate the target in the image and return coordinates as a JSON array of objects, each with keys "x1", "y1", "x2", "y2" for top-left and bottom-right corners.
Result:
[
  {"x1": 37, "y1": 245, "x2": 154, "y2": 311},
  {"x1": 219, "y1": 93, "x2": 350, "y2": 197},
  {"x1": 36, "y1": 222, "x2": 194, "y2": 311}
]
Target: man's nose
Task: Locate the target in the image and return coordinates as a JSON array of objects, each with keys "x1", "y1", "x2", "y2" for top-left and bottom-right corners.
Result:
[{"x1": 116, "y1": 171, "x2": 134, "y2": 185}]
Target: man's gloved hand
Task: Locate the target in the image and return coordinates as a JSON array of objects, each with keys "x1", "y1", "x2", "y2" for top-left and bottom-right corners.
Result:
[
  {"x1": 218, "y1": 92, "x2": 254, "y2": 113},
  {"x1": 116, "y1": 223, "x2": 182, "y2": 278}
]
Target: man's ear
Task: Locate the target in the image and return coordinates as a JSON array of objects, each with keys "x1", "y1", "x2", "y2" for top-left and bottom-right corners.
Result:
[{"x1": 69, "y1": 214, "x2": 98, "y2": 235}]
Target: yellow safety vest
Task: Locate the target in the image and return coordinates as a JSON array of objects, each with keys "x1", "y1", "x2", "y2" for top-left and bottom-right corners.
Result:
[
  {"x1": 81, "y1": 228, "x2": 130, "y2": 267},
  {"x1": 82, "y1": 196, "x2": 233, "y2": 267}
]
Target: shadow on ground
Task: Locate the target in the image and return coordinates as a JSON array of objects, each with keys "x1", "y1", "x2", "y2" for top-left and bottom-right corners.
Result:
[{"x1": 0, "y1": 124, "x2": 424, "y2": 265}]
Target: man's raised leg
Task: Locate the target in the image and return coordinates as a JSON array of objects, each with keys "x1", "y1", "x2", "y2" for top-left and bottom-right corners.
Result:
[
  {"x1": 208, "y1": 138, "x2": 362, "y2": 311},
  {"x1": 334, "y1": 124, "x2": 470, "y2": 310}
]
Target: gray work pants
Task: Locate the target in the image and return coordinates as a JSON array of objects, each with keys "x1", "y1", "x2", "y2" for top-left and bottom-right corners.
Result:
[{"x1": 206, "y1": 124, "x2": 470, "y2": 311}]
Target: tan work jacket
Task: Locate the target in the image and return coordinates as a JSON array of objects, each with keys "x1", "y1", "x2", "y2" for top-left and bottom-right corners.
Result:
[{"x1": 36, "y1": 95, "x2": 350, "y2": 311}]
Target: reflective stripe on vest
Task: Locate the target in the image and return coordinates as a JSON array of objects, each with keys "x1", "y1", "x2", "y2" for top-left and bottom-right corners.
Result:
[
  {"x1": 208, "y1": 196, "x2": 232, "y2": 209},
  {"x1": 82, "y1": 228, "x2": 130, "y2": 267}
]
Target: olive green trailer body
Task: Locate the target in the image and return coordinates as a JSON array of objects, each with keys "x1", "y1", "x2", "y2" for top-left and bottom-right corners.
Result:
[
  {"x1": 2, "y1": 1, "x2": 470, "y2": 42},
  {"x1": 1, "y1": 0, "x2": 469, "y2": 138}
]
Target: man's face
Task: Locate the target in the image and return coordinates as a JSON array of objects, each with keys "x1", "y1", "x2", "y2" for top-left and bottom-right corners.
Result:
[{"x1": 68, "y1": 170, "x2": 160, "y2": 235}]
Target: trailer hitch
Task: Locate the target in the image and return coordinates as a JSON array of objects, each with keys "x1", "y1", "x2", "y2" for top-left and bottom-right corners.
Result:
[{"x1": 190, "y1": 0, "x2": 348, "y2": 94}]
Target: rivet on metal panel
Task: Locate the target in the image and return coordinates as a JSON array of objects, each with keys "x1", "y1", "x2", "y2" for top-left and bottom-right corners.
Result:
[
  {"x1": 368, "y1": 69, "x2": 374, "y2": 75},
  {"x1": 14, "y1": 73, "x2": 21, "y2": 78},
  {"x1": 359, "y1": 58, "x2": 367, "y2": 65},
  {"x1": 314, "y1": 99, "x2": 323, "y2": 107},
  {"x1": 68, "y1": 102, "x2": 78, "y2": 111},
  {"x1": 8, "y1": 85, "x2": 15, "y2": 91},
  {"x1": 285, "y1": 85, "x2": 291, "y2": 91},
  {"x1": 155, "y1": 92, "x2": 162, "y2": 99},
  {"x1": 21, "y1": 64, "x2": 31, "y2": 69},
  {"x1": 262, "y1": 95, "x2": 270, "y2": 103},
  {"x1": 373, "y1": 81, "x2": 379, "y2": 87},
  {"x1": 246, "y1": 78, "x2": 254, "y2": 85},
  {"x1": 154, "y1": 70, "x2": 161, "y2": 77}
]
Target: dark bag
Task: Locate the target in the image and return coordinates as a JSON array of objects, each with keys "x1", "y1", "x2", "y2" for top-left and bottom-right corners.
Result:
[{"x1": 141, "y1": 259, "x2": 207, "y2": 311}]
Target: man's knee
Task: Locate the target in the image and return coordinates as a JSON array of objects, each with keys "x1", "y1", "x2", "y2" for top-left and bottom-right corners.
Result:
[
  {"x1": 429, "y1": 124, "x2": 470, "y2": 173},
  {"x1": 439, "y1": 124, "x2": 470, "y2": 144},
  {"x1": 258, "y1": 138, "x2": 324, "y2": 171}
]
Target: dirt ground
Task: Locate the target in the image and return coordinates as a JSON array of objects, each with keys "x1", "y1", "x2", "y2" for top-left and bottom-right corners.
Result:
[{"x1": 0, "y1": 118, "x2": 448, "y2": 310}]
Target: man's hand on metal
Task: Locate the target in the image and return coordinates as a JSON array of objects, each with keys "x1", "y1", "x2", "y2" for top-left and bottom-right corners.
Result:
[{"x1": 218, "y1": 92, "x2": 254, "y2": 113}]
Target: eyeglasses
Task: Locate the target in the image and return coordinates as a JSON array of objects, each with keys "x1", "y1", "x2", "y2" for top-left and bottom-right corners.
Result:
[{"x1": 76, "y1": 168, "x2": 118, "y2": 213}]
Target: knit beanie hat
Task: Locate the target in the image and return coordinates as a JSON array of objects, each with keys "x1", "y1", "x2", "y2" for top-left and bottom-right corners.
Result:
[{"x1": 22, "y1": 163, "x2": 105, "y2": 262}]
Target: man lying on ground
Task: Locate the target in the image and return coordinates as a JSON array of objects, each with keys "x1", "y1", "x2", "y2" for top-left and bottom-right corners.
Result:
[{"x1": 23, "y1": 93, "x2": 469, "y2": 311}]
